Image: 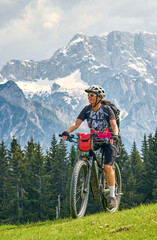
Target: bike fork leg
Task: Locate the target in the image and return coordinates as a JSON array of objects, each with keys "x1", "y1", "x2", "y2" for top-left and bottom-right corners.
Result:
[{"x1": 83, "y1": 156, "x2": 93, "y2": 193}]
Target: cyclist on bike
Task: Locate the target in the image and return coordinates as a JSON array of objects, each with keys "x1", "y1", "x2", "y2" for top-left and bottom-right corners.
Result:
[{"x1": 62, "y1": 85, "x2": 119, "y2": 208}]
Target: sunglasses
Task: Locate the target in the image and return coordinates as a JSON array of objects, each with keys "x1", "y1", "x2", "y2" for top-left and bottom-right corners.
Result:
[{"x1": 88, "y1": 93, "x2": 97, "y2": 97}]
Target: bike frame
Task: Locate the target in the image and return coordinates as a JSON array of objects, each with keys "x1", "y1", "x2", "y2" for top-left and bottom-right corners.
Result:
[{"x1": 78, "y1": 139, "x2": 106, "y2": 202}]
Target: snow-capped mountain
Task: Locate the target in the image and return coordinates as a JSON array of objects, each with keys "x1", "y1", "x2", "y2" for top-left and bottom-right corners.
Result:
[
  {"x1": 0, "y1": 81, "x2": 67, "y2": 150},
  {"x1": 0, "y1": 31, "x2": 157, "y2": 152}
]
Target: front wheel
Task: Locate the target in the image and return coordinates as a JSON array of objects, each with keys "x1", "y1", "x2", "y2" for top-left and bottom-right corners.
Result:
[{"x1": 70, "y1": 159, "x2": 89, "y2": 218}]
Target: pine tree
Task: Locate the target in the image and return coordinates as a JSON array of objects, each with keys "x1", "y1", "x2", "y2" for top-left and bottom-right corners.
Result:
[
  {"x1": 56, "y1": 139, "x2": 68, "y2": 218},
  {"x1": 44, "y1": 135, "x2": 60, "y2": 219},
  {"x1": 120, "y1": 141, "x2": 145, "y2": 209},
  {"x1": 141, "y1": 134, "x2": 150, "y2": 202},
  {"x1": 147, "y1": 133, "x2": 153, "y2": 147},
  {"x1": 69, "y1": 145, "x2": 77, "y2": 168},
  {"x1": 141, "y1": 134, "x2": 149, "y2": 164},
  {"x1": 152, "y1": 130, "x2": 157, "y2": 201},
  {"x1": 7, "y1": 137, "x2": 25, "y2": 224},
  {"x1": 35, "y1": 143, "x2": 46, "y2": 220},
  {"x1": 116, "y1": 141, "x2": 129, "y2": 179},
  {"x1": 125, "y1": 171, "x2": 137, "y2": 208},
  {"x1": 142, "y1": 132, "x2": 156, "y2": 203},
  {"x1": 0, "y1": 141, "x2": 8, "y2": 222},
  {"x1": 148, "y1": 130, "x2": 157, "y2": 202},
  {"x1": 115, "y1": 141, "x2": 130, "y2": 209},
  {"x1": 129, "y1": 142, "x2": 145, "y2": 205},
  {"x1": 24, "y1": 138, "x2": 45, "y2": 222},
  {"x1": 152, "y1": 179, "x2": 157, "y2": 200}
]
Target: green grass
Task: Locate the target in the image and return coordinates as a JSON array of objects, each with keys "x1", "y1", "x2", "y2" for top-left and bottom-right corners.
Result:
[{"x1": 0, "y1": 204, "x2": 157, "y2": 240}]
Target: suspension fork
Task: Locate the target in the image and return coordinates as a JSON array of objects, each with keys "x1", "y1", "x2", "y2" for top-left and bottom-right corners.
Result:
[{"x1": 83, "y1": 156, "x2": 93, "y2": 193}]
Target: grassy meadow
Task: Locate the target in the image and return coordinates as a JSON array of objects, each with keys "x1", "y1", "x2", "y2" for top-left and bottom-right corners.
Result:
[{"x1": 0, "y1": 203, "x2": 157, "y2": 240}]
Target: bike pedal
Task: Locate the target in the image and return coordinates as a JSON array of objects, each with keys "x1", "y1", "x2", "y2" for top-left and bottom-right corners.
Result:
[
  {"x1": 116, "y1": 192, "x2": 123, "y2": 196},
  {"x1": 103, "y1": 189, "x2": 110, "y2": 194}
]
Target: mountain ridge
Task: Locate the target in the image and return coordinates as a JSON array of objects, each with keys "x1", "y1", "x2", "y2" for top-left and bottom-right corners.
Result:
[
  {"x1": 0, "y1": 81, "x2": 67, "y2": 150},
  {"x1": 0, "y1": 31, "x2": 157, "y2": 151}
]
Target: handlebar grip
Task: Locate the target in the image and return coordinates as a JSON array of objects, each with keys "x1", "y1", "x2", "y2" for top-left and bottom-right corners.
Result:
[{"x1": 69, "y1": 134, "x2": 75, "y2": 138}]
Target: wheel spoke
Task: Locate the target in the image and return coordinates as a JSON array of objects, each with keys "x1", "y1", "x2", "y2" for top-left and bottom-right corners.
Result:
[
  {"x1": 76, "y1": 195, "x2": 81, "y2": 204},
  {"x1": 76, "y1": 188, "x2": 81, "y2": 195}
]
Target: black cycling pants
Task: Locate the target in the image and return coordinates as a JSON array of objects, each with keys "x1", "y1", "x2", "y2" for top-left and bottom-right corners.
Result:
[{"x1": 89, "y1": 143, "x2": 117, "y2": 166}]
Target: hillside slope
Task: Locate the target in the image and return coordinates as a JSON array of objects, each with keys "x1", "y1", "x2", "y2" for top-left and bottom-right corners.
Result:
[{"x1": 0, "y1": 203, "x2": 156, "y2": 240}]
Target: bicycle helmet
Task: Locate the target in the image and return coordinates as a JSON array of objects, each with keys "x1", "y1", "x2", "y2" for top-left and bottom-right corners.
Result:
[{"x1": 85, "y1": 85, "x2": 105, "y2": 98}]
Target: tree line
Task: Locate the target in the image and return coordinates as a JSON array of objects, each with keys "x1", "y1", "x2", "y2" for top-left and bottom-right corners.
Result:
[{"x1": 0, "y1": 130, "x2": 156, "y2": 224}]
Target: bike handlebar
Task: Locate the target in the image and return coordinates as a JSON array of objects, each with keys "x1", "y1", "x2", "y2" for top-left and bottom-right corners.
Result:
[
  {"x1": 59, "y1": 134, "x2": 76, "y2": 142},
  {"x1": 59, "y1": 133, "x2": 111, "y2": 144}
]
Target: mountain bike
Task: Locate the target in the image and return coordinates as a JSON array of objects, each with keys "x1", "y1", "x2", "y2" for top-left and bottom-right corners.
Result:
[{"x1": 59, "y1": 133, "x2": 122, "y2": 218}]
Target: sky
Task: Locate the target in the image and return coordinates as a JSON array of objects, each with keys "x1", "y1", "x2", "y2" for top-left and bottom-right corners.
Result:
[{"x1": 0, "y1": 0, "x2": 157, "y2": 69}]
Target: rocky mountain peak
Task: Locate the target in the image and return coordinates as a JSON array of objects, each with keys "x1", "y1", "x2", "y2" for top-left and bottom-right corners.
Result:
[
  {"x1": 0, "y1": 59, "x2": 38, "y2": 81},
  {"x1": 0, "y1": 80, "x2": 32, "y2": 112},
  {"x1": 0, "y1": 31, "x2": 157, "y2": 152}
]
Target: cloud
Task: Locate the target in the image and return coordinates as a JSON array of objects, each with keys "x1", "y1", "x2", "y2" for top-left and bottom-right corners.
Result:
[
  {"x1": 43, "y1": 12, "x2": 61, "y2": 30},
  {"x1": 0, "y1": 0, "x2": 63, "y2": 66},
  {"x1": 27, "y1": 0, "x2": 62, "y2": 31},
  {"x1": 1, "y1": 0, "x2": 157, "y2": 68},
  {"x1": 0, "y1": 0, "x2": 62, "y2": 41}
]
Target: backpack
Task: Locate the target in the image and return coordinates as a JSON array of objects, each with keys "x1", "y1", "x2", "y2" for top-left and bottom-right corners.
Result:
[
  {"x1": 101, "y1": 100, "x2": 121, "y2": 155},
  {"x1": 101, "y1": 100, "x2": 120, "y2": 128}
]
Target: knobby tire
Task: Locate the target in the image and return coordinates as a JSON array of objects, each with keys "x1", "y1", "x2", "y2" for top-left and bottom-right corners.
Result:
[
  {"x1": 70, "y1": 159, "x2": 89, "y2": 218},
  {"x1": 101, "y1": 162, "x2": 122, "y2": 213}
]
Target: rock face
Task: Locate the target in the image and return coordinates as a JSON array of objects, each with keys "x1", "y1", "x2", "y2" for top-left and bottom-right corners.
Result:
[
  {"x1": 0, "y1": 31, "x2": 157, "y2": 152},
  {"x1": 0, "y1": 81, "x2": 67, "y2": 150}
]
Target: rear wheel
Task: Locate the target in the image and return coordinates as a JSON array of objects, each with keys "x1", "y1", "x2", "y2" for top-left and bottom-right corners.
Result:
[
  {"x1": 107, "y1": 162, "x2": 122, "y2": 212},
  {"x1": 70, "y1": 159, "x2": 89, "y2": 218},
  {"x1": 101, "y1": 163, "x2": 122, "y2": 213},
  {"x1": 100, "y1": 170, "x2": 108, "y2": 211}
]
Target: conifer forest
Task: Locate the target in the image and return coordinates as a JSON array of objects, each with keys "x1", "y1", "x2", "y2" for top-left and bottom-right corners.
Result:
[{"x1": 0, "y1": 130, "x2": 157, "y2": 224}]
